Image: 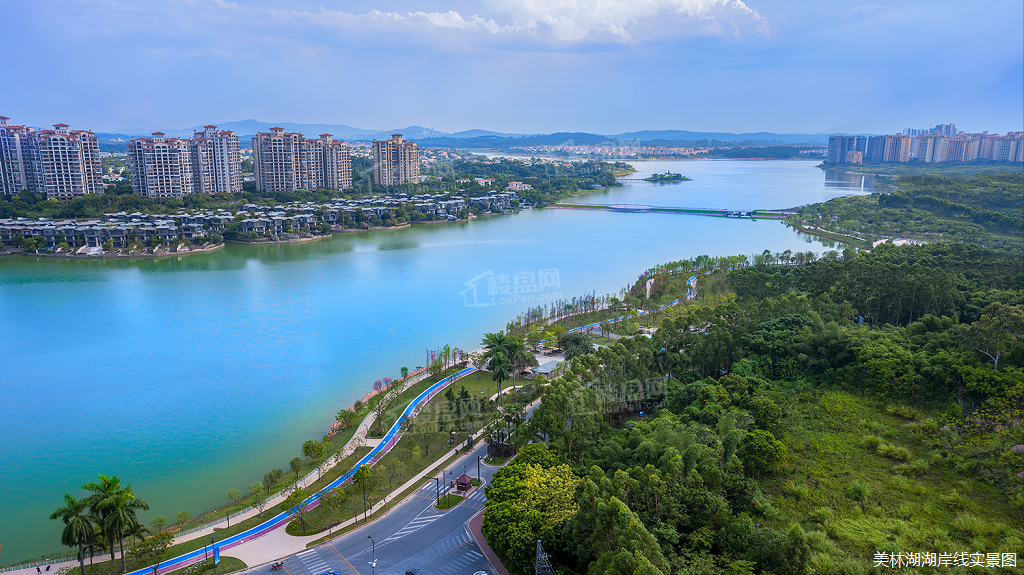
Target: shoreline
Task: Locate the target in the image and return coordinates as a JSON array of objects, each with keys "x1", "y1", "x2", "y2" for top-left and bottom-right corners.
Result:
[
  {"x1": 225, "y1": 234, "x2": 331, "y2": 245},
  {"x1": 0, "y1": 243, "x2": 225, "y2": 259}
]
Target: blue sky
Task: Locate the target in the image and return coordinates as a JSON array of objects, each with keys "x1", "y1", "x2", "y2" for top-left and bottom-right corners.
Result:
[{"x1": 3, "y1": 0, "x2": 1021, "y2": 135}]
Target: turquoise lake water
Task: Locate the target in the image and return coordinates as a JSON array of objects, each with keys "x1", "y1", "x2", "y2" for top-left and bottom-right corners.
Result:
[{"x1": 0, "y1": 159, "x2": 873, "y2": 560}]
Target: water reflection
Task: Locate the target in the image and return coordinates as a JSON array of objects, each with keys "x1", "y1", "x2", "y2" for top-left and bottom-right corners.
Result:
[{"x1": 823, "y1": 168, "x2": 877, "y2": 192}]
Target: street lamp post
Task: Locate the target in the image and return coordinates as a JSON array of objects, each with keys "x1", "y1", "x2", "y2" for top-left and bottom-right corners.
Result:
[
  {"x1": 211, "y1": 535, "x2": 216, "y2": 575},
  {"x1": 426, "y1": 476, "x2": 440, "y2": 505},
  {"x1": 367, "y1": 536, "x2": 376, "y2": 575},
  {"x1": 477, "y1": 455, "x2": 482, "y2": 484},
  {"x1": 361, "y1": 472, "x2": 367, "y2": 522}
]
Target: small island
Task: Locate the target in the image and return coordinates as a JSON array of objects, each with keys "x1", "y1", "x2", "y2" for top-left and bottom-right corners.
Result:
[{"x1": 643, "y1": 171, "x2": 690, "y2": 182}]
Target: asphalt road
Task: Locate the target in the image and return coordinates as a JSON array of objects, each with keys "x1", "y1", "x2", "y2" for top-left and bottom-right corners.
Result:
[{"x1": 261, "y1": 442, "x2": 499, "y2": 575}]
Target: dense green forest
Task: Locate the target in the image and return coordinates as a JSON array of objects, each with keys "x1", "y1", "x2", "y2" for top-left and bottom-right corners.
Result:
[
  {"x1": 483, "y1": 243, "x2": 1023, "y2": 575},
  {"x1": 795, "y1": 171, "x2": 1023, "y2": 252}
]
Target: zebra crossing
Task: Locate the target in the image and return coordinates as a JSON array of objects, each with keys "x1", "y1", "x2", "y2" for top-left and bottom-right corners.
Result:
[
  {"x1": 418, "y1": 533, "x2": 489, "y2": 575},
  {"x1": 293, "y1": 547, "x2": 334, "y2": 575},
  {"x1": 459, "y1": 488, "x2": 486, "y2": 511},
  {"x1": 378, "y1": 513, "x2": 444, "y2": 544}
]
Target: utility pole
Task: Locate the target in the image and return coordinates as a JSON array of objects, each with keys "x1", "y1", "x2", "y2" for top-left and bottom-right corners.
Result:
[{"x1": 367, "y1": 536, "x2": 377, "y2": 575}]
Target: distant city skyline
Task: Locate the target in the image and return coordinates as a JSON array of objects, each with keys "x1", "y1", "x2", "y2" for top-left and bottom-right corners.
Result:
[{"x1": 2, "y1": 1, "x2": 1021, "y2": 135}]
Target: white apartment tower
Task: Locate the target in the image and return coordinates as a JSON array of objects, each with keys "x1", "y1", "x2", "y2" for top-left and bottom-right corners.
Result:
[
  {"x1": 193, "y1": 125, "x2": 242, "y2": 194},
  {"x1": 0, "y1": 117, "x2": 102, "y2": 199},
  {"x1": 128, "y1": 133, "x2": 195, "y2": 199},
  {"x1": 0, "y1": 116, "x2": 33, "y2": 194},
  {"x1": 128, "y1": 125, "x2": 242, "y2": 199},
  {"x1": 252, "y1": 128, "x2": 351, "y2": 192},
  {"x1": 373, "y1": 134, "x2": 419, "y2": 187}
]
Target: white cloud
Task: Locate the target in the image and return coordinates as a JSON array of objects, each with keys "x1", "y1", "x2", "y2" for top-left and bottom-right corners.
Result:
[
  {"x1": 219, "y1": 0, "x2": 768, "y2": 44},
  {"x1": 477, "y1": 0, "x2": 769, "y2": 41}
]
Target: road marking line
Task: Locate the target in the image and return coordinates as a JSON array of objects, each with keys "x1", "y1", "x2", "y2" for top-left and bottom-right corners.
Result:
[
  {"x1": 467, "y1": 551, "x2": 483, "y2": 559},
  {"x1": 297, "y1": 549, "x2": 318, "y2": 557}
]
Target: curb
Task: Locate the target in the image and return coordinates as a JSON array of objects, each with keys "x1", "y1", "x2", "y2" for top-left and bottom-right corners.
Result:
[{"x1": 466, "y1": 511, "x2": 509, "y2": 575}]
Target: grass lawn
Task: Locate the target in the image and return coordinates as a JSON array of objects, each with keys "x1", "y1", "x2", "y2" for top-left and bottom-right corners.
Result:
[
  {"x1": 757, "y1": 390, "x2": 1022, "y2": 569},
  {"x1": 366, "y1": 366, "x2": 465, "y2": 439},
  {"x1": 165, "y1": 557, "x2": 246, "y2": 575},
  {"x1": 435, "y1": 493, "x2": 462, "y2": 510}
]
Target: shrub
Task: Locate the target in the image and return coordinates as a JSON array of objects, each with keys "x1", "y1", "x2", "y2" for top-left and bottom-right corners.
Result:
[
  {"x1": 782, "y1": 480, "x2": 811, "y2": 500},
  {"x1": 752, "y1": 489, "x2": 778, "y2": 517},
  {"x1": 862, "y1": 434, "x2": 882, "y2": 449},
  {"x1": 886, "y1": 405, "x2": 920, "y2": 420},
  {"x1": 877, "y1": 443, "x2": 912, "y2": 461},
  {"x1": 810, "y1": 507, "x2": 834, "y2": 524},
  {"x1": 845, "y1": 481, "x2": 871, "y2": 503}
]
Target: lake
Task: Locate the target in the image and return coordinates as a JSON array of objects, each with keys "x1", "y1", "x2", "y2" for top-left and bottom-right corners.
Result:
[{"x1": 0, "y1": 159, "x2": 872, "y2": 560}]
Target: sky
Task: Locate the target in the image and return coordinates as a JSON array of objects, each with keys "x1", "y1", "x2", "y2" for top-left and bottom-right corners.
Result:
[{"x1": 2, "y1": 0, "x2": 1021, "y2": 136}]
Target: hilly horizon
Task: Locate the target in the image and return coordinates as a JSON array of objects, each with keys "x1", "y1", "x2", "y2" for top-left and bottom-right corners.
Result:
[{"x1": 94, "y1": 120, "x2": 833, "y2": 149}]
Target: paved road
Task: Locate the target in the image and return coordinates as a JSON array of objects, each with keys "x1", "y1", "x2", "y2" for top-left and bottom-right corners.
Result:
[{"x1": 250, "y1": 442, "x2": 498, "y2": 575}]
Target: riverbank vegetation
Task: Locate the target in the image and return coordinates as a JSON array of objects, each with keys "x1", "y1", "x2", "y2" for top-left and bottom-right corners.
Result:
[
  {"x1": 792, "y1": 171, "x2": 1023, "y2": 252},
  {"x1": 482, "y1": 242, "x2": 1023, "y2": 575},
  {"x1": 820, "y1": 160, "x2": 1021, "y2": 178}
]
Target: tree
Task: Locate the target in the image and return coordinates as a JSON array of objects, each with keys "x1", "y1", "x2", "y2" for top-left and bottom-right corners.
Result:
[
  {"x1": 401, "y1": 366, "x2": 409, "y2": 379},
  {"x1": 49, "y1": 493, "x2": 92, "y2": 575},
  {"x1": 99, "y1": 488, "x2": 150, "y2": 573},
  {"x1": 176, "y1": 510, "x2": 190, "y2": 525},
  {"x1": 150, "y1": 516, "x2": 167, "y2": 533},
  {"x1": 561, "y1": 332, "x2": 595, "y2": 361},
  {"x1": 783, "y1": 523, "x2": 812, "y2": 575},
  {"x1": 302, "y1": 439, "x2": 329, "y2": 477},
  {"x1": 290, "y1": 456, "x2": 304, "y2": 480},
  {"x1": 319, "y1": 487, "x2": 347, "y2": 532},
  {"x1": 82, "y1": 475, "x2": 148, "y2": 568},
  {"x1": 956, "y1": 302, "x2": 1024, "y2": 370},
  {"x1": 482, "y1": 462, "x2": 581, "y2": 574},
  {"x1": 488, "y1": 350, "x2": 511, "y2": 403},
  {"x1": 263, "y1": 469, "x2": 284, "y2": 494},
  {"x1": 336, "y1": 407, "x2": 358, "y2": 429},
  {"x1": 284, "y1": 486, "x2": 311, "y2": 533},
  {"x1": 740, "y1": 430, "x2": 787, "y2": 478},
  {"x1": 371, "y1": 386, "x2": 400, "y2": 434}
]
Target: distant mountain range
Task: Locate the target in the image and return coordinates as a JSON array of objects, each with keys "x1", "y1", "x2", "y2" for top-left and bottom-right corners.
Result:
[{"x1": 94, "y1": 120, "x2": 831, "y2": 151}]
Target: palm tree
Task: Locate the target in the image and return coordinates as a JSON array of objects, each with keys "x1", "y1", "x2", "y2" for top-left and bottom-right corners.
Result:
[
  {"x1": 49, "y1": 494, "x2": 93, "y2": 575},
  {"x1": 98, "y1": 487, "x2": 149, "y2": 573},
  {"x1": 82, "y1": 474, "x2": 122, "y2": 561},
  {"x1": 487, "y1": 350, "x2": 510, "y2": 404},
  {"x1": 504, "y1": 338, "x2": 530, "y2": 386},
  {"x1": 480, "y1": 331, "x2": 507, "y2": 361}
]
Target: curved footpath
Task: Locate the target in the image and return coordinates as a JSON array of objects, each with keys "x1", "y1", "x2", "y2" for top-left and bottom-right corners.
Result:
[{"x1": 117, "y1": 367, "x2": 477, "y2": 575}]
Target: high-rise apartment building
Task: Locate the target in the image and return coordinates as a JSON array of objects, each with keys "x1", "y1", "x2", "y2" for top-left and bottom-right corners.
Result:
[
  {"x1": 865, "y1": 134, "x2": 911, "y2": 163},
  {"x1": 252, "y1": 128, "x2": 351, "y2": 192},
  {"x1": 945, "y1": 135, "x2": 980, "y2": 162},
  {"x1": 128, "y1": 125, "x2": 242, "y2": 199},
  {"x1": 913, "y1": 134, "x2": 948, "y2": 163},
  {"x1": 0, "y1": 117, "x2": 102, "y2": 199},
  {"x1": 373, "y1": 134, "x2": 419, "y2": 186},
  {"x1": 128, "y1": 133, "x2": 195, "y2": 199},
  {"x1": 827, "y1": 135, "x2": 866, "y2": 164},
  {"x1": 193, "y1": 126, "x2": 242, "y2": 194},
  {"x1": 0, "y1": 116, "x2": 33, "y2": 194},
  {"x1": 931, "y1": 123, "x2": 956, "y2": 137}
]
